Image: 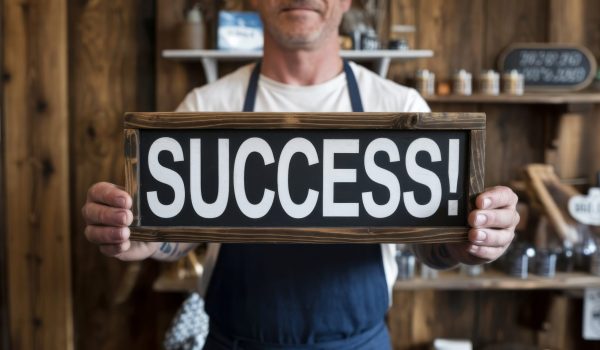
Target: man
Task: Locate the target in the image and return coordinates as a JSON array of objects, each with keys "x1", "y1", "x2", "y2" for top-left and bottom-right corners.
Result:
[{"x1": 82, "y1": 0, "x2": 518, "y2": 348}]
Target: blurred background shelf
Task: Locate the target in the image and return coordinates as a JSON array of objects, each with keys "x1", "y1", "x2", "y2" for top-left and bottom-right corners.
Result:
[
  {"x1": 162, "y1": 49, "x2": 434, "y2": 82},
  {"x1": 425, "y1": 92, "x2": 600, "y2": 105},
  {"x1": 394, "y1": 270, "x2": 600, "y2": 291}
]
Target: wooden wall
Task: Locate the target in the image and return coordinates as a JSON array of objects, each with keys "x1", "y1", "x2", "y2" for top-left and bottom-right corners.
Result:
[
  {"x1": 1, "y1": 0, "x2": 600, "y2": 349},
  {"x1": 68, "y1": 0, "x2": 184, "y2": 349},
  {"x1": 0, "y1": 0, "x2": 9, "y2": 347}
]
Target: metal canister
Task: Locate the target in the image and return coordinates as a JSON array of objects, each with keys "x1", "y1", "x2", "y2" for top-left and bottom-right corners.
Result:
[
  {"x1": 415, "y1": 69, "x2": 435, "y2": 96},
  {"x1": 479, "y1": 70, "x2": 500, "y2": 95},
  {"x1": 502, "y1": 69, "x2": 524, "y2": 95},
  {"x1": 453, "y1": 69, "x2": 472, "y2": 96}
]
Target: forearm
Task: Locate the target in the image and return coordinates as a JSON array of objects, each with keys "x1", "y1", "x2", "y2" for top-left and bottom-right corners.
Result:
[
  {"x1": 411, "y1": 243, "x2": 459, "y2": 270},
  {"x1": 151, "y1": 242, "x2": 199, "y2": 262}
]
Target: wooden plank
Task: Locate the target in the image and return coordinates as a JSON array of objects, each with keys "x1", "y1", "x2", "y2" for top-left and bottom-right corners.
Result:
[
  {"x1": 69, "y1": 1, "x2": 180, "y2": 349},
  {"x1": 426, "y1": 92, "x2": 600, "y2": 105},
  {"x1": 549, "y1": 0, "x2": 584, "y2": 43},
  {"x1": 156, "y1": 0, "x2": 202, "y2": 111},
  {"x1": 416, "y1": 0, "x2": 484, "y2": 81},
  {"x1": 131, "y1": 227, "x2": 468, "y2": 244},
  {"x1": 394, "y1": 271, "x2": 600, "y2": 290},
  {"x1": 484, "y1": 0, "x2": 548, "y2": 70},
  {"x1": 0, "y1": 0, "x2": 8, "y2": 347},
  {"x1": 124, "y1": 112, "x2": 486, "y2": 129},
  {"x1": 3, "y1": 0, "x2": 72, "y2": 349},
  {"x1": 468, "y1": 130, "x2": 485, "y2": 213}
]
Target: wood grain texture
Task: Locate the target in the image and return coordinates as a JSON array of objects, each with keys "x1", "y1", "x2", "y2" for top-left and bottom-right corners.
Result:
[
  {"x1": 468, "y1": 130, "x2": 486, "y2": 212},
  {"x1": 4, "y1": 0, "x2": 73, "y2": 349},
  {"x1": 125, "y1": 129, "x2": 141, "y2": 226},
  {"x1": 130, "y1": 227, "x2": 468, "y2": 244},
  {"x1": 124, "y1": 112, "x2": 486, "y2": 129},
  {"x1": 156, "y1": 0, "x2": 202, "y2": 111},
  {"x1": 0, "y1": 0, "x2": 8, "y2": 348},
  {"x1": 69, "y1": 1, "x2": 178, "y2": 349}
]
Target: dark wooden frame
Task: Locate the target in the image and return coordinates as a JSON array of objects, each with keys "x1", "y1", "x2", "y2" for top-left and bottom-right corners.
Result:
[{"x1": 124, "y1": 112, "x2": 485, "y2": 244}]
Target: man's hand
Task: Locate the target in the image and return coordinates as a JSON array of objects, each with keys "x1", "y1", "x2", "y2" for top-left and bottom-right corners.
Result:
[
  {"x1": 449, "y1": 185, "x2": 519, "y2": 265},
  {"x1": 82, "y1": 182, "x2": 160, "y2": 261}
]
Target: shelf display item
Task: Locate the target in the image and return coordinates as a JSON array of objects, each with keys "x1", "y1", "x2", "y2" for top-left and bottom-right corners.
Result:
[{"x1": 453, "y1": 69, "x2": 472, "y2": 96}]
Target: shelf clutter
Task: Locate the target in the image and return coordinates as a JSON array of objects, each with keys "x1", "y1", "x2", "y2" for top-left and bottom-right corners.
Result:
[{"x1": 425, "y1": 91, "x2": 600, "y2": 104}]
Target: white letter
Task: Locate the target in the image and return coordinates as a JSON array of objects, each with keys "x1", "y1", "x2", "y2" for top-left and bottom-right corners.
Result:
[
  {"x1": 190, "y1": 139, "x2": 229, "y2": 218},
  {"x1": 323, "y1": 139, "x2": 359, "y2": 217},
  {"x1": 362, "y1": 138, "x2": 401, "y2": 218},
  {"x1": 277, "y1": 138, "x2": 319, "y2": 219},
  {"x1": 146, "y1": 137, "x2": 185, "y2": 218},
  {"x1": 404, "y1": 138, "x2": 442, "y2": 218},
  {"x1": 234, "y1": 138, "x2": 275, "y2": 219}
]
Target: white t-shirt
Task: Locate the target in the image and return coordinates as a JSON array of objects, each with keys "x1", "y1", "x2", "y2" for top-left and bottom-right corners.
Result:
[{"x1": 176, "y1": 61, "x2": 431, "y2": 303}]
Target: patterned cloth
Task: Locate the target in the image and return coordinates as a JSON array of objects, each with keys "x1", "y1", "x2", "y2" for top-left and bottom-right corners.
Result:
[{"x1": 164, "y1": 293, "x2": 209, "y2": 350}]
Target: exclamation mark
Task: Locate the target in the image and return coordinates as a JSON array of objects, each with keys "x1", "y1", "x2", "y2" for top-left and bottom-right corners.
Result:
[{"x1": 448, "y1": 139, "x2": 459, "y2": 216}]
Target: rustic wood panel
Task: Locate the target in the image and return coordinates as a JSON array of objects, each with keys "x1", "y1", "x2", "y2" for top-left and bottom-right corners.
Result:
[
  {"x1": 0, "y1": 0, "x2": 8, "y2": 347},
  {"x1": 124, "y1": 112, "x2": 486, "y2": 129},
  {"x1": 69, "y1": 1, "x2": 181, "y2": 349},
  {"x1": 483, "y1": 0, "x2": 548, "y2": 70},
  {"x1": 156, "y1": 0, "x2": 203, "y2": 111},
  {"x1": 3, "y1": 0, "x2": 73, "y2": 349}
]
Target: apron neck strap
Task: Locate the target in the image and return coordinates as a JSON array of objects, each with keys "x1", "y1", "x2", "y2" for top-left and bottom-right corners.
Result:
[{"x1": 242, "y1": 60, "x2": 364, "y2": 113}]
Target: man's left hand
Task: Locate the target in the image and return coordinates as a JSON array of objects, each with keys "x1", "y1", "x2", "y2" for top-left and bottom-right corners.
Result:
[{"x1": 447, "y1": 186, "x2": 519, "y2": 265}]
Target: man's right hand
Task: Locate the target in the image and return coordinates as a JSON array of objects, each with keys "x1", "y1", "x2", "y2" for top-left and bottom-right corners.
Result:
[{"x1": 82, "y1": 182, "x2": 160, "y2": 261}]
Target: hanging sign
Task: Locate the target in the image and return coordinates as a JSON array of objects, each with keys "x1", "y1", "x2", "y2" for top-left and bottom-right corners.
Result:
[
  {"x1": 124, "y1": 112, "x2": 485, "y2": 243},
  {"x1": 569, "y1": 188, "x2": 600, "y2": 226},
  {"x1": 498, "y1": 43, "x2": 597, "y2": 91}
]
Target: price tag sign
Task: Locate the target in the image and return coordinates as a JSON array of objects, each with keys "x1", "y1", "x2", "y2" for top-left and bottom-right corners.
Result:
[
  {"x1": 569, "y1": 188, "x2": 600, "y2": 226},
  {"x1": 124, "y1": 112, "x2": 485, "y2": 243},
  {"x1": 499, "y1": 43, "x2": 597, "y2": 91}
]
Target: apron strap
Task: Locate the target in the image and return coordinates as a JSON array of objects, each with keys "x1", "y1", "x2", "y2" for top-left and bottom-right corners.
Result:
[{"x1": 242, "y1": 59, "x2": 364, "y2": 113}]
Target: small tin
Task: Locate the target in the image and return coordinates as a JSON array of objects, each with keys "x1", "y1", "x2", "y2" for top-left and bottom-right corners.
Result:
[
  {"x1": 479, "y1": 70, "x2": 500, "y2": 95},
  {"x1": 415, "y1": 69, "x2": 435, "y2": 96},
  {"x1": 502, "y1": 69, "x2": 524, "y2": 95},
  {"x1": 535, "y1": 250, "x2": 557, "y2": 278},
  {"x1": 396, "y1": 250, "x2": 416, "y2": 280},
  {"x1": 453, "y1": 69, "x2": 472, "y2": 96}
]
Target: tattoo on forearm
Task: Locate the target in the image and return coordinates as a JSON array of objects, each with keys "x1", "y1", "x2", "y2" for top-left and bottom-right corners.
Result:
[
  {"x1": 411, "y1": 244, "x2": 457, "y2": 270},
  {"x1": 156, "y1": 242, "x2": 196, "y2": 261}
]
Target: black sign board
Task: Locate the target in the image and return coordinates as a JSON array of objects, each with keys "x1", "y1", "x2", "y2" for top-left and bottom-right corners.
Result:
[
  {"x1": 125, "y1": 112, "x2": 485, "y2": 243},
  {"x1": 499, "y1": 43, "x2": 597, "y2": 91}
]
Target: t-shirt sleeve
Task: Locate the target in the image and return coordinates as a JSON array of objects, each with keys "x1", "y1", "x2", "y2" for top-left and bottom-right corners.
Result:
[
  {"x1": 405, "y1": 88, "x2": 431, "y2": 113},
  {"x1": 175, "y1": 90, "x2": 200, "y2": 112}
]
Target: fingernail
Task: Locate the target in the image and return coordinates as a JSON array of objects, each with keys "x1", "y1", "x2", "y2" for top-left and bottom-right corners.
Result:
[
  {"x1": 116, "y1": 197, "x2": 126, "y2": 208},
  {"x1": 475, "y1": 230, "x2": 487, "y2": 242},
  {"x1": 482, "y1": 198, "x2": 491, "y2": 209},
  {"x1": 475, "y1": 214, "x2": 487, "y2": 226},
  {"x1": 118, "y1": 211, "x2": 128, "y2": 225},
  {"x1": 469, "y1": 245, "x2": 480, "y2": 253}
]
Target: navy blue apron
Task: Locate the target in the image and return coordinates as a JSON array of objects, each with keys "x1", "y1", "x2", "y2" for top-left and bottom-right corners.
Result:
[{"x1": 203, "y1": 61, "x2": 391, "y2": 350}]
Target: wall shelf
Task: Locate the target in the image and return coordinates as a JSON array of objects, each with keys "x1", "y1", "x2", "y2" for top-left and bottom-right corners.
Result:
[
  {"x1": 425, "y1": 92, "x2": 600, "y2": 105},
  {"x1": 394, "y1": 270, "x2": 600, "y2": 291},
  {"x1": 162, "y1": 49, "x2": 434, "y2": 82}
]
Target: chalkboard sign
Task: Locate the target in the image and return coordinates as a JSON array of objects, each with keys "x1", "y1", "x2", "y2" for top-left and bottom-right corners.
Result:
[
  {"x1": 498, "y1": 43, "x2": 597, "y2": 91},
  {"x1": 124, "y1": 112, "x2": 485, "y2": 244}
]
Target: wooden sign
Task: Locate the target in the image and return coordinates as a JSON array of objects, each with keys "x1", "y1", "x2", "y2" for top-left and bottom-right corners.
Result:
[
  {"x1": 498, "y1": 43, "x2": 597, "y2": 91},
  {"x1": 569, "y1": 188, "x2": 600, "y2": 226},
  {"x1": 124, "y1": 112, "x2": 485, "y2": 244}
]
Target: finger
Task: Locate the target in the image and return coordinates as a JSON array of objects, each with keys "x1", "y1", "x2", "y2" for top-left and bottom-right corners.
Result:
[
  {"x1": 476, "y1": 186, "x2": 518, "y2": 210},
  {"x1": 468, "y1": 227, "x2": 515, "y2": 248},
  {"x1": 99, "y1": 240, "x2": 132, "y2": 257},
  {"x1": 82, "y1": 202, "x2": 133, "y2": 226},
  {"x1": 87, "y1": 182, "x2": 132, "y2": 209},
  {"x1": 467, "y1": 244, "x2": 507, "y2": 261},
  {"x1": 85, "y1": 225, "x2": 130, "y2": 244},
  {"x1": 469, "y1": 208, "x2": 520, "y2": 229}
]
